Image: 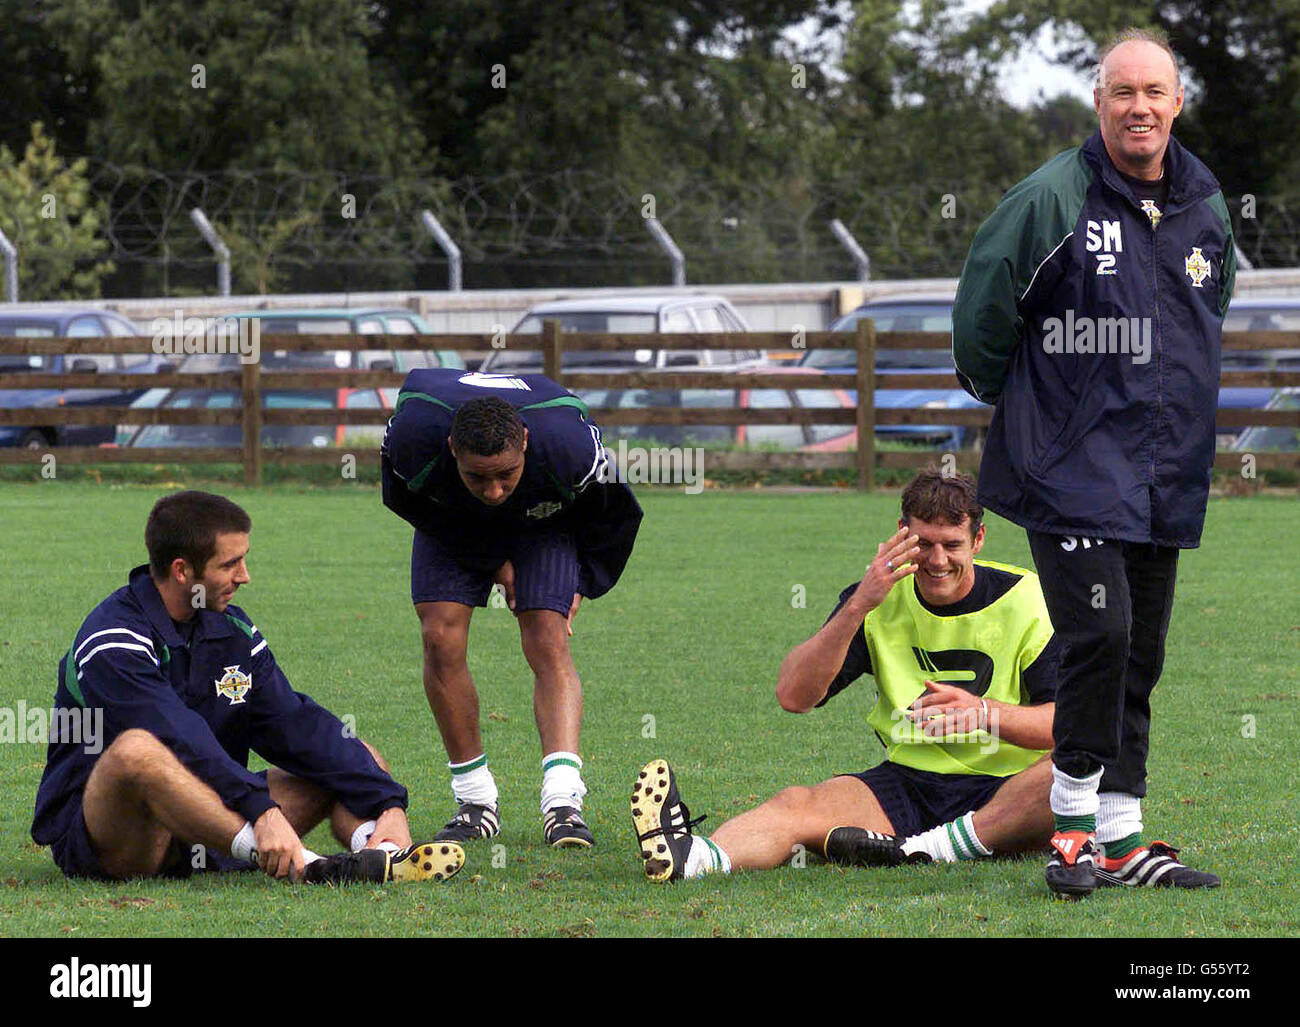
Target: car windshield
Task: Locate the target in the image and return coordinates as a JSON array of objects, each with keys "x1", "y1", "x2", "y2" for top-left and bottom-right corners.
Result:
[
  {"x1": 0, "y1": 322, "x2": 58, "y2": 337},
  {"x1": 806, "y1": 304, "x2": 954, "y2": 369},
  {"x1": 491, "y1": 312, "x2": 661, "y2": 371},
  {"x1": 131, "y1": 389, "x2": 338, "y2": 447},
  {"x1": 514, "y1": 313, "x2": 658, "y2": 335},
  {"x1": 177, "y1": 350, "x2": 354, "y2": 372},
  {"x1": 255, "y1": 318, "x2": 354, "y2": 334}
]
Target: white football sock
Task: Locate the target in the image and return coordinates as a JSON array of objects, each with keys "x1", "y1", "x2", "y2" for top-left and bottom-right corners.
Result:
[
  {"x1": 1050, "y1": 765, "x2": 1103, "y2": 818},
  {"x1": 230, "y1": 822, "x2": 257, "y2": 863},
  {"x1": 449, "y1": 754, "x2": 499, "y2": 807},
  {"x1": 1097, "y1": 792, "x2": 1143, "y2": 845},
  {"x1": 683, "y1": 836, "x2": 731, "y2": 878},
  {"x1": 540, "y1": 751, "x2": 587, "y2": 814},
  {"x1": 901, "y1": 812, "x2": 991, "y2": 862},
  {"x1": 350, "y1": 820, "x2": 377, "y2": 852}
]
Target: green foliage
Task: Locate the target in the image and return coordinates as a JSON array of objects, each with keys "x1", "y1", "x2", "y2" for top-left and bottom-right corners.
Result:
[
  {"x1": 215, "y1": 211, "x2": 321, "y2": 295},
  {"x1": 0, "y1": 0, "x2": 1291, "y2": 287},
  {"x1": 48, "y1": 0, "x2": 431, "y2": 177},
  {"x1": 0, "y1": 122, "x2": 113, "y2": 299}
]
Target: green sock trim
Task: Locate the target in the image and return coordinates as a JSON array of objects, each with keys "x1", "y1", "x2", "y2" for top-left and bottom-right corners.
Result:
[
  {"x1": 449, "y1": 754, "x2": 488, "y2": 774},
  {"x1": 951, "y1": 814, "x2": 981, "y2": 859},
  {"x1": 945, "y1": 821, "x2": 967, "y2": 859},
  {"x1": 1103, "y1": 832, "x2": 1143, "y2": 859},
  {"x1": 542, "y1": 756, "x2": 582, "y2": 772},
  {"x1": 703, "y1": 838, "x2": 725, "y2": 872},
  {"x1": 1054, "y1": 814, "x2": 1096, "y2": 834}
]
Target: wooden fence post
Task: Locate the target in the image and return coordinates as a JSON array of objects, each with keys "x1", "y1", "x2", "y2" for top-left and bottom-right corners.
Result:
[
  {"x1": 855, "y1": 317, "x2": 876, "y2": 491},
  {"x1": 241, "y1": 359, "x2": 262, "y2": 486},
  {"x1": 542, "y1": 319, "x2": 563, "y2": 383}
]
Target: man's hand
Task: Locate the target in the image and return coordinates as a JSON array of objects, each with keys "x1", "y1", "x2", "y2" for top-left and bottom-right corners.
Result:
[
  {"x1": 908, "y1": 679, "x2": 986, "y2": 738},
  {"x1": 850, "y1": 527, "x2": 920, "y2": 613},
  {"x1": 252, "y1": 806, "x2": 306, "y2": 880},
  {"x1": 566, "y1": 593, "x2": 583, "y2": 636},
  {"x1": 493, "y1": 560, "x2": 516, "y2": 611},
  {"x1": 366, "y1": 807, "x2": 414, "y2": 851}
]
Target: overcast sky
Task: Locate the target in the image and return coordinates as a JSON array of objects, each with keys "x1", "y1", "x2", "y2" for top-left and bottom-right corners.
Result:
[
  {"x1": 790, "y1": 2, "x2": 1096, "y2": 109},
  {"x1": 976, "y1": 6, "x2": 1095, "y2": 107}
]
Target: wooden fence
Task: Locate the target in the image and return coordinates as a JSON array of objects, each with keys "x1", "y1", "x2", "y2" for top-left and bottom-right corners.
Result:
[{"x1": 1, "y1": 320, "x2": 1297, "y2": 487}]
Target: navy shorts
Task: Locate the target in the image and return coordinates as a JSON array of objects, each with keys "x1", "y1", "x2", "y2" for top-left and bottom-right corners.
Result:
[
  {"x1": 411, "y1": 528, "x2": 580, "y2": 617},
  {"x1": 842, "y1": 761, "x2": 1008, "y2": 838}
]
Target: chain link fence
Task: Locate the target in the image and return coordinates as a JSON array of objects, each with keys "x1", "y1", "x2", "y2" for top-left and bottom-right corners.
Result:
[{"x1": 59, "y1": 162, "x2": 1300, "y2": 297}]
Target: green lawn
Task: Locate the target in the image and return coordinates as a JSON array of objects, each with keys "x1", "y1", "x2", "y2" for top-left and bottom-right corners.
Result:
[{"x1": 1, "y1": 482, "x2": 1296, "y2": 937}]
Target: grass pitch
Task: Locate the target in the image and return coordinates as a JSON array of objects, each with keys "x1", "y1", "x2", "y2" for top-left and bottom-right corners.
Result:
[{"x1": 0, "y1": 482, "x2": 1296, "y2": 937}]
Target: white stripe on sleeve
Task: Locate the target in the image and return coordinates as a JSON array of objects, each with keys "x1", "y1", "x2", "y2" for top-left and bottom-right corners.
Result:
[
  {"x1": 76, "y1": 641, "x2": 160, "y2": 677},
  {"x1": 74, "y1": 627, "x2": 155, "y2": 663}
]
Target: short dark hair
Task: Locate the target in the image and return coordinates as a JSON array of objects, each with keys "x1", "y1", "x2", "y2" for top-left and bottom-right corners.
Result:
[
  {"x1": 146, "y1": 491, "x2": 251, "y2": 579},
  {"x1": 450, "y1": 397, "x2": 525, "y2": 457},
  {"x1": 900, "y1": 468, "x2": 983, "y2": 538}
]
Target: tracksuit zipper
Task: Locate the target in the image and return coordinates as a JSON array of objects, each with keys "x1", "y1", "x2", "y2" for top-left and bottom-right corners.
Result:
[{"x1": 1151, "y1": 217, "x2": 1161, "y2": 487}]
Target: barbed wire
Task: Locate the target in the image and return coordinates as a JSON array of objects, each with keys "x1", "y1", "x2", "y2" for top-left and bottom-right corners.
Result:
[{"x1": 73, "y1": 162, "x2": 1300, "y2": 293}]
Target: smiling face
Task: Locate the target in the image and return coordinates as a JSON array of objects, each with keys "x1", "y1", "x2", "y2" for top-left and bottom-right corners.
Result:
[
  {"x1": 899, "y1": 515, "x2": 985, "y2": 606},
  {"x1": 451, "y1": 434, "x2": 528, "y2": 506},
  {"x1": 1095, "y1": 39, "x2": 1183, "y2": 180},
  {"x1": 191, "y1": 532, "x2": 251, "y2": 613}
]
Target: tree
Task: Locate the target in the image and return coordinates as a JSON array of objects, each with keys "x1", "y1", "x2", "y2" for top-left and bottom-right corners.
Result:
[
  {"x1": 0, "y1": 2, "x2": 94, "y2": 159},
  {"x1": 816, "y1": 0, "x2": 1095, "y2": 277},
  {"x1": 0, "y1": 122, "x2": 113, "y2": 299},
  {"x1": 49, "y1": 0, "x2": 432, "y2": 177}
]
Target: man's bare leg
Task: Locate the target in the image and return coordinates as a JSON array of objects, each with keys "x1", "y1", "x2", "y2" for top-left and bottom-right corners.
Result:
[
  {"x1": 416, "y1": 601, "x2": 480, "y2": 762},
  {"x1": 517, "y1": 608, "x2": 591, "y2": 844},
  {"x1": 518, "y1": 609, "x2": 582, "y2": 755},
  {"x1": 709, "y1": 776, "x2": 895, "y2": 871},
  {"x1": 969, "y1": 755, "x2": 1054, "y2": 855},
  {"x1": 81, "y1": 729, "x2": 247, "y2": 879}
]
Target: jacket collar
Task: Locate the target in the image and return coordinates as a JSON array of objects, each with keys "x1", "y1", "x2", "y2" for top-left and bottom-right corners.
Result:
[
  {"x1": 1081, "y1": 130, "x2": 1220, "y2": 212},
  {"x1": 128, "y1": 564, "x2": 236, "y2": 646}
]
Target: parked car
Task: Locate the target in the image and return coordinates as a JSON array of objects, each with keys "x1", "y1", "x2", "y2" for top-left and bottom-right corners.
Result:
[
  {"x1": 0, "y1": 308, "x2": 170, "y2": 448},
  {"x1": 1232, "y1": 388, "x2": 1300, "y2": 452},
  {"x1": 804, "y1": 295, "x2": 984, "y2": 449},
  {"x1": 576, "y1": 368, "x2": 856, "y2": 450},
  {"x1": 479, "y1": 295, "x2": 759, "y2": 373},
  {"x1": 813, "y1": 293, "x2": 1300, "y2": 450},
  {"x1": 1217, "y1": 298, "x2": 1300, "y2": 439},
  {"x1": 225, "y1": 307, "x2": 465, "y2": 371},
  {"x1": 118, "y1": 309, "x2": 456, "y2": 448},
  {"x1": 122, "y1": 380, "x2": 397, "y2": 450}
]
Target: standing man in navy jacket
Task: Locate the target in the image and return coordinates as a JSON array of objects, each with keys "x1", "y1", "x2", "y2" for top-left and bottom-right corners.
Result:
[
  {"x1": 382, "y1": 369, "x2": 642, "y2": 849},
  {"x1": 32, "y1": 491, "x2": 464, "y2": 886},
  {"x1": 953, "y1": 28, "x2": 1231, "y2": 897}
]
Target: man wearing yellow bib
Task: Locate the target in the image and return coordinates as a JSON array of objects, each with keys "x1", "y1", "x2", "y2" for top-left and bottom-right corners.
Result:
[{"x1": 631, "y1": 470, "x2": 1061, "y2": 881}]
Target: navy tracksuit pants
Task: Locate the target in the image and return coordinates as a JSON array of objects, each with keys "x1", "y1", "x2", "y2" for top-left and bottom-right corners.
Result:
[{"x1": 1027, "y1": 532, "x2": 1180, "y2": 797}]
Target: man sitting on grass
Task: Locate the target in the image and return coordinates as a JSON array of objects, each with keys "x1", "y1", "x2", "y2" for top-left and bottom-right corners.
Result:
[
  {"x1": 632, "y1": 469, "x2": 1062, "y2": 880},
  {"x1": 32, "y1": 490, "x2": 463, "y2": 886}
]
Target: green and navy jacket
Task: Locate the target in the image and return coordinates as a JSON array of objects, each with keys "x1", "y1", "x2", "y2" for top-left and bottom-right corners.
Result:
[
  {"x1": 953, "y1": 131, "x2": 1235, "y2": 547},
  {"x1": 381, "y1": 369, "x2": 642, "y2": 599},
  {"x1": 32, "y1": 566, "x2": 407, "y2": 845}
]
